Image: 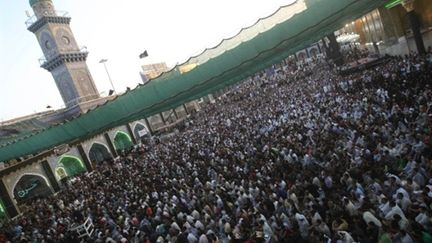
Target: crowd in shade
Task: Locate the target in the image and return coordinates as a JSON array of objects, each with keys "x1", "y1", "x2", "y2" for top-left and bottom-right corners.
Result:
[{"x1": 1, "y1": 49, "x2": 432, "y2": 243}]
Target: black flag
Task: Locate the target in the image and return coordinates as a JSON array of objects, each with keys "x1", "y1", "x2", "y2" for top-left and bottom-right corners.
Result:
[{"x1": 139, "y1": 50, "x2": 148, "y2": 59}]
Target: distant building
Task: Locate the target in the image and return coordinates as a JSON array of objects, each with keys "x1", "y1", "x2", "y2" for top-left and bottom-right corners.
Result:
[
  {"x1": 178, "y1": 63, "x2": 197, "y2": 74},
  {"x1": 140, "y1": 62, "x2": 169, "y2": 84}
]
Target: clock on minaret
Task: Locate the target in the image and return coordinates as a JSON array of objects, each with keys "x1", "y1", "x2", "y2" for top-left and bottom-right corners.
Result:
[{"x1": 28, "y1": 0, "x2": 100, "y2": 110}]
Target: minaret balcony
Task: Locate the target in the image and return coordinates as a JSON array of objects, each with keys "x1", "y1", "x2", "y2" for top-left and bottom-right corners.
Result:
[
  {"x1": 26, "y1": 11, "x2": 70, "y2": 33},
  {"x1": 39, "y1": 46, "x2": 89, "y2": 71}
]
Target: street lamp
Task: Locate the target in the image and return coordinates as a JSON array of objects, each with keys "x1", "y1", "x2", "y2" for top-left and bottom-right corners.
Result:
[{"x1": 99, "y1": 59, "x2": 117, "y2": 95}]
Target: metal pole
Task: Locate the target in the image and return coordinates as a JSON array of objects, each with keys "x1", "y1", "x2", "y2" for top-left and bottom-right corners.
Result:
[
  {"x1": 183, "y1": 104, "x2": 189, "y2": 115},
  {"x1": 101, "y1": 60, "x2": 116, "y2": 94}
]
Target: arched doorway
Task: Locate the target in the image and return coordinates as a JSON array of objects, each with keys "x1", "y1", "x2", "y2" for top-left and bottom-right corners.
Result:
[
  {"x1": 298, "y1": 52, "x2": 306, "y2": 60},
  {"x1": 58, "y1": 155, "x2": 86, "y2": 177},
  {"x1": 133, "y1": 123, "x2": 149, "y2": 141},
  {"x1": 113, "y1": 131, "x2": 133, "y2": 152},
  {"x1": 13, "y1": 174, "x2": 52, "y2": 204},
  {"x1": 310, "y1": 48, "x2": 318, "y2": 57},
  {"x1": 89, "y1": 143, "x2": 112, "y2": 164}
]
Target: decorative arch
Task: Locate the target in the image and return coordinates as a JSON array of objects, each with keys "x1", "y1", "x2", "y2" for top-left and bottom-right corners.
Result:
[
  {"x1": 298, "y1": 52, "x2": 307, "y2": 60},
  {"x1": 12, "y1": 173, "x2": 52, "y2": 204},
  {"x1": 310, "y1": 48, "x2": 318, "y2": 57},
  {"x1": 88, "y1": 142, "x2": 112, "y2": 164},
  {"x1": 11, "y1": 173, "x2": 50, "y2": 193},
  {"x1": 133, "y1": 122, "x2": 149, "y2": 140},
  {"x1": 113, "y1": 131, "x2": 133, "y2": 152},
  {"x1": 58, "y1": 155, "x2": 86, "y2": 177}
]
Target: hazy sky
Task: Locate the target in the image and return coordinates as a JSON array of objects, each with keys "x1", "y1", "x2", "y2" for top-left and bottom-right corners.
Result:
[{"x1": 0, "y1": 0, "x2": 294, "y2": 121}]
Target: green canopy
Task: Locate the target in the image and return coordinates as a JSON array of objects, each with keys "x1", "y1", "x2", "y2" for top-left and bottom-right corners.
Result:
[{"x1": 0, "y1": 0, "x2": 386, "y2": 162}]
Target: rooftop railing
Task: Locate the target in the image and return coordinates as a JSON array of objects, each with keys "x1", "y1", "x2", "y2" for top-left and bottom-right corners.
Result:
[
  {"x1": 38, "y1": 46, "x2": 88, "y2": 65},
  {"x1": 25, "y1": 10, "x2": 70, "y2": 28}
]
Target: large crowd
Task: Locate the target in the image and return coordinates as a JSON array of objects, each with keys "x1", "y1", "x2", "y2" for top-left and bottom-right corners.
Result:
[{"x1": 1, "y1": 49, "x2": 432, "y2": 243}]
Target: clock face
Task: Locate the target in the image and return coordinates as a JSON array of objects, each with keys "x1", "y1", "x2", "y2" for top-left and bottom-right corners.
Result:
[
  {"x1": 40, "y1": 32, "x2": 56, "y2": 58},
  {"x1": 62, "y1": 36, "x2": 70, "y2": 45},
  {"x1": 55, "y1": 28, "x2": 75, "y2": 49},
  {"x1": 45, "y1": 40, "x2": 52, "y2": 49}
]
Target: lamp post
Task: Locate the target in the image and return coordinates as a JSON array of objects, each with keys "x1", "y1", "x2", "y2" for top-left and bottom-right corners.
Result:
[
  {"x1": 99, "y1": 59, "x2": 117, "y2": 95},
  {"x1": 402, "y1": 0, "x2": 426, "y2": 55},
  {"x1": 138, "y1": 50, "x2": 154, "y2": 135}
]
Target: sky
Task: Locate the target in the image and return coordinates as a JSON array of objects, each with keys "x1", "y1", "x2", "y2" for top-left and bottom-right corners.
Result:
[{"x1": 0, "y1": 0, "x2": 295, "y2": 121}]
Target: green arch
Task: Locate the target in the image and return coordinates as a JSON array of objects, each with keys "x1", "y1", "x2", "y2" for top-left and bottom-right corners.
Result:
[
  {"x1": 58, "y1": 155, "x2": 86, "y2": 177},
  {"x1": 0, "y1": 198, "x2": 7, "y2": 220},
  {"x1": 113, "y1": 131, "x2": 133, "y2": 152}
]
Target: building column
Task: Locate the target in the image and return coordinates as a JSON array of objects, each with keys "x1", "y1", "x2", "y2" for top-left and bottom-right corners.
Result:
[
  {"x1": 0, "y1": 180, "x2": 18, "y2": 218},
  {"x1": 208, "y1": 94, "x2": 215, "y2": 103},
  {"x1": 193, "y1": 101, "x2": 201, "y2": 111},
  {"x1": 126, "y1": 123, "x2": 138, "y2": 144},
  {"x1": 159, "y1": 113, "x2": 166, "y2": 125},
  {"x1": 41, "y1": 160, "x2": 60, "y2": 192},
  {"x1": 317, "y1": 43, "x2": 322, "y2": 54},
  {"x1": 77, "y1": 144, "x2": 93, "y2": 172},
  {"x1": 144, "y1": 118, "x2": 153, "y2": 136},
  {"x1": 321, "y1": 38, "x2": 329, "y2": 54},
  {"x1": 104, "y1": 133, "x2": 118, "y2": 158},
  {"x1": 173, "y1": 109, "x2": 179, "y2": 120},
  {"x1": 402, "y1": 0, "x2": 426, "y2": 55},
  {"x1": 183, "y1": 104, "x2": 189, "y2": 115}
]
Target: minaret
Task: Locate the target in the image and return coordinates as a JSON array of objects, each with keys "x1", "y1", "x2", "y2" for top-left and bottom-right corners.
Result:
[{"x1": 27, "y1": 0, "x2": 100, "y2": 110}]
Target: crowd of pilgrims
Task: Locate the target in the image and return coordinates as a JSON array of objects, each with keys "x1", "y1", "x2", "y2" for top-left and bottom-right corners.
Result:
[{"x1": 1, "y1": 51, "x2": 432, "y2": 243}]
